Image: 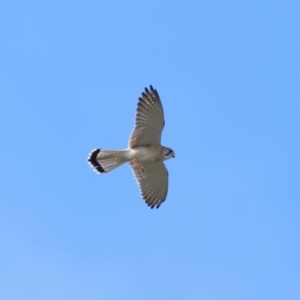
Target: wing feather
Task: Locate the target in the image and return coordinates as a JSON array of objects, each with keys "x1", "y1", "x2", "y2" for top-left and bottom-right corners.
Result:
[
  {"x1": 129, "y1": 86, "x2": 165, "y2": 147},
  {"x1": 131, "y1": 162, "x2": 168, "y2": 209}
]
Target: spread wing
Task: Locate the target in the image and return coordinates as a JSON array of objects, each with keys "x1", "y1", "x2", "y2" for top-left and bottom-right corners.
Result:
[
  {"x1": 131, "y1": 162, "x2": 168, "y2": 209},
  {"x1": 129, "y1": 86, "x2": 165, "y2": 147}
]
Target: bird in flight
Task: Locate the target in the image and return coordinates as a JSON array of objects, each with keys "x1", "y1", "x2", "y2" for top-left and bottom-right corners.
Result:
[{"x1": 87, "y1": 85, "x2": 175, "y2": 208}]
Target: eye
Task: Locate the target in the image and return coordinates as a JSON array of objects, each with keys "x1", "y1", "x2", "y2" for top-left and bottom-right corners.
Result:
[{"x1": 164, "y1": 148, "x2": 172, "y2": 156}]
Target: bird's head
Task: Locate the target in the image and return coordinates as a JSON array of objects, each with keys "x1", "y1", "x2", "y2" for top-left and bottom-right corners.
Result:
[{"x1": 162, "y1": 147, "x2": 175, "y2": 160}]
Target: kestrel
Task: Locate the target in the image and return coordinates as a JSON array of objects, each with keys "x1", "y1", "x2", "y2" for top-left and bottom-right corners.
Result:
[{"x1": 87, "y1": 85, "x2": 175, "y2": 208}]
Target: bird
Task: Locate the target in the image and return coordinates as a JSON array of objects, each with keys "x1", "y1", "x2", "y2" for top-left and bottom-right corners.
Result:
[{"x1": 87, "y1": 85, "x2": 175, "y2": 209}]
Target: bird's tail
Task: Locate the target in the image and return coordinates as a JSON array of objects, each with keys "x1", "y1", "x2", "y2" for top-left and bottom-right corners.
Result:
[{"x1": 87, "y1": 149, "x2": 130, "y2": 174}]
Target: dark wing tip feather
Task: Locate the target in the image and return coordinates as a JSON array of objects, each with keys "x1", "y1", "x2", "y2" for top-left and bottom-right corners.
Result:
[
  {"x1": 147, "y1": 202, "x2": 156, "y2": 209},
  {"x1": 142, "y1": 92, "x2": 149, "y2": 99},
  {"x1": 145, "y1": 198, "x2": 163, "y2": 209},
  {"x1": 149, "y1": 85, "x2": 157, "y2": 95},
  {"x1": 87, "y1": 149, "x2": 106, "y2": 173},
  {"x1": 144, "y1": 85, "x2": 156, "y2": 96},
  {"x1": 143, "y1": 85, "x2": 160, "y2": 104}
]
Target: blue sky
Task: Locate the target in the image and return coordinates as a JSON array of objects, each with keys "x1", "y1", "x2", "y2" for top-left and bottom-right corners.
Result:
[{"x1": 1, "y1": 1, "x2": 300, "y2": 299}]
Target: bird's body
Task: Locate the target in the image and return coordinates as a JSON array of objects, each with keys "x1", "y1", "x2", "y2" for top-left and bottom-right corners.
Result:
[
  {"x1": 131, "y1": 145, "x2": 172, "y2": 162},
  {"x1": 88, "y1": 86, "x2": 174, "y2": 208}
]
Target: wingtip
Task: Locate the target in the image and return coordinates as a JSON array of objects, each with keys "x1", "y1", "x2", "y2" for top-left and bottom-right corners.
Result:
[
  {"x1": 147, "y1": 202, "x2": 161, "y2": 209},
  {"x1": 145, "y1": 85, "x2": 155, "y2": 92}
]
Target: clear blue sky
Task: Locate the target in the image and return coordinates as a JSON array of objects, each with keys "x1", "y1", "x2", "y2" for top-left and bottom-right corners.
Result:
[{"x1": 1, "y1": 1, "x2": 299, "y2": 299}]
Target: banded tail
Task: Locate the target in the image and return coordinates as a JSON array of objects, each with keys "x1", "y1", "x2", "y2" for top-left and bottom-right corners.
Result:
[{"x1": 87, "y1": 149, "x2": 129, "y2": 173}]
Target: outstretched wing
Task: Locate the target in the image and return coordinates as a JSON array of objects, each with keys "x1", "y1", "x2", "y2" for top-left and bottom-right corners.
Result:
[
  {"x1": 131, "y1": 162, "x2": 168, "y2": 209},
  {"x1": 129, "y1": 86, "x2": 165, "y2": 147}
]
